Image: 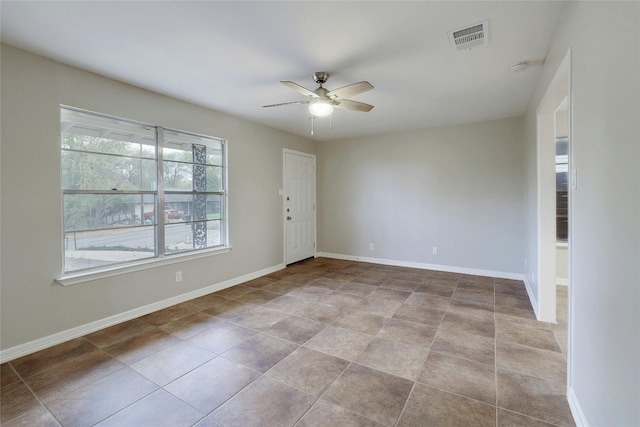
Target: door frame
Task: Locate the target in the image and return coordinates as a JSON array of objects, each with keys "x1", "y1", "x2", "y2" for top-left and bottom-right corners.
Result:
[
  {"x1": 536, "y1": 49, "x2": 571, "y2": 323},
  {"x1": 282, "y1": 148, "x2": 317, "y2": 265},
  {"x1": 535, "y1": 49, "x2": 572, "y2": 390}
]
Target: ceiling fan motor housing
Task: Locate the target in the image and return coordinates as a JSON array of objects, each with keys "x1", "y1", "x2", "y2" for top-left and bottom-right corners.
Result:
[{"x1": 313, "y1": 71, "x2": 329, "y2": 85}]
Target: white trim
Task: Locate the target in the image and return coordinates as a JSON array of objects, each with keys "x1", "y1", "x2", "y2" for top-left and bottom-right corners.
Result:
[
  {"x1": 1, "y1": 263, "x2": 284, "y2": 363},
  {"x1": 316, "y1": 252, "x2": 524, "y2": 281},
  {"x1": 567, "y1": 387, "x2": 588, "y2": 427},
  {"x1": 57, "y1": 246, "x2": 231, "y2": 286},
  {"x1": 556, "y1": 278, "x2": 569, "y2": 286},
  {"x1": 523, "y1": 277, "x2": 540, "y2": 319}
]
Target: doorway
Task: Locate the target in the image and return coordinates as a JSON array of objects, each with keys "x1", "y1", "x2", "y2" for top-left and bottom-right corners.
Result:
[
  {"x1": 283, "y1": 149, "x2": 316, "y2": 265},
  {"x1": 536, "y1": 51, "x2": 571, "y2": 324}
]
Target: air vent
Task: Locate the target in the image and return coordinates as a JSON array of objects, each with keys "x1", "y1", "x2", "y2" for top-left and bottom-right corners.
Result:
[{"x1": 448, "y1": 20, "x2": 488, "y2": 50}]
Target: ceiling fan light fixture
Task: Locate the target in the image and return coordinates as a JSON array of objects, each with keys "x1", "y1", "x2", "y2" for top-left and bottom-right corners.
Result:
[{"x1": 308, "y1": 99, "x2": 333, "y2": 117}]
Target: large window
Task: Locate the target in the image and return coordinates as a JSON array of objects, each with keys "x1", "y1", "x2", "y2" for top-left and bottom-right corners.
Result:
[{"x1": 61, "y1": 107, "x2": 227, "y2": 274}]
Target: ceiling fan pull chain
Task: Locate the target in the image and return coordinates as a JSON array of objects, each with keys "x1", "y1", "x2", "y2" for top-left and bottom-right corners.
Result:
[
  {"x1": 330, "y1": 112, "x2": 333, "y2": 131},
  {"x1": 311, "y1": 114, "x2": 314, "y2": 136}
]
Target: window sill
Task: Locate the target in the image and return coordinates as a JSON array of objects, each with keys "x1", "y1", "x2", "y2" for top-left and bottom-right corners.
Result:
[{"x1": 57, "y1": 246, "x2": 231, "y2": 287}]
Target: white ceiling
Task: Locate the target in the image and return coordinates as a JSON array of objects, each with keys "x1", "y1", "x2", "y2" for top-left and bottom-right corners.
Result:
[{"x1": 1, "y1": 1, "x2": 565, "y2": 141}]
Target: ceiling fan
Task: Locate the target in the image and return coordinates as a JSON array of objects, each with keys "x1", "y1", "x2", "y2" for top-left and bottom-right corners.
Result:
[{"x1": 263, "y1": 72, "x2": 374, "y2": 117}]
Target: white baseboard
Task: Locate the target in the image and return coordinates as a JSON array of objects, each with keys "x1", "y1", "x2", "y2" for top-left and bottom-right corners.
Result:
[
  {"x1": 567, "y1": 387, "x2": 588, "y2": 427},
  {"x1": 0, "y1": 263, "x2": 285, "y2": 363},
  {"x1": 523, "y1": 276, "x2": 540, "y2": 319},
  {"x1": 316, "y1": 252, "x2": 524, "y2": 281}
]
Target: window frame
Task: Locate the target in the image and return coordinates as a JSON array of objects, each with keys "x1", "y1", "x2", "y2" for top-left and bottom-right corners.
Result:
[{"x1": 57, "y1": 106, "x2": 230, "y2": 286}]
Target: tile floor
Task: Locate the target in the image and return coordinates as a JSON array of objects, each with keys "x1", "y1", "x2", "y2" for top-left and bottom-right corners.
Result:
[{"x1": 0, "y1": 258, "x2": 574, "y2": 426}]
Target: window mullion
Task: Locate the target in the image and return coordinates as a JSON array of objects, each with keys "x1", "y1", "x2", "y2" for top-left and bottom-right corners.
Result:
[{"x1": 156, "y1": 127, "x2": 165, "y2": 257}]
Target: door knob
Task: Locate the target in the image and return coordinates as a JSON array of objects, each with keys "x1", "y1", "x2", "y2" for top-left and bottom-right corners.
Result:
[{"x1": 287, "y1": 216, "x2": 292, "y2": 220}]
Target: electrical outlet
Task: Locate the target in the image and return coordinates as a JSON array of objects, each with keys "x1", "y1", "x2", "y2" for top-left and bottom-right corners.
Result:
[
  {"x1": 175, "y1": 271, "x2": 183, "y2": 283},
  {"x1": 369, "y1": 243, "x2": 374, "y2": 251},
  {"x1": 432, "y1": 246, "x2": 438, "y2": 255}
]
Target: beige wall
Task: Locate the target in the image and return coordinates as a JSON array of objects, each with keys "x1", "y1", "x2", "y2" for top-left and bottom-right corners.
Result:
[
  {"x1": 317, "y1": 117, "x2": 524, "y2": 275},
  {"x1": 522, "y1": 1, "x2": 639, "y2": 424},
  {"x1": 0, "y1": 45, "x2": 316, "y2": 352}
]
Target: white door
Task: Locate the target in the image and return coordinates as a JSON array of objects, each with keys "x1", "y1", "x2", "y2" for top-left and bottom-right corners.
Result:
[{"x1": 284, "y1": 150, "x2": 316, "y2": 265}]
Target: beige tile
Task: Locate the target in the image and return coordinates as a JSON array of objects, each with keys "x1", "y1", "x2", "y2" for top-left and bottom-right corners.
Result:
[
  {"x1": 159, "y1": 312, "x2": 219, "y2": 339},
  {"x1": 452, "y1": 288, "x2": 495, "y2": 305},
  {"x1": 554, "y1": 329, "x2": 568, "y2": 355},
  {"x1": 368, "y1": 288, "x2": 411, "y2": 303},
  {"x1": 180, "y1": 293, "x2": 229, "y2": 312},
  {"x1": 140, "y1": 304, "x2": 197, "y2": 326},
  {"x1": 336, "y1": 282, "x2": 378, "y2": 297},
  {"x1": 188, "y1": 320, "x2": 257, "y2": 354},
  {"x1": 447, "y1": 299, "x2": 495, "y2": 321},
  {"x1": 267, "y1": 347, "x2": 349, "y2": 396},
  {"x1": 130, "y1": 341, "x2": 215, "y2": 386},
  {"x1": 418, "y1": 352, "x2": 495, "y2": 405},
  {"x1": 225, "y1": 305, "x2": 289, "y2": 331},
  {"x1": 304, "y1": 325, "x2": 373, "y2": 361},
  {"x1": 351, "y1": 296, "x2": 404, "y2": 317},
  {"x1": 380, "y1": 278, "x2": 420, "y2": 292},
  {"x1": 85, "y1": 318, "x2": 155, "y2": 348},
  {"x1": 322, "y1": 291, "x2": 366, "y2": 308},
  {"x1": 494, "y1": 304, "x2": 537, "y2": 320},
  {"x1": 496, "y1": 341, "x2": 566, "y2": 381},
  {"x1": 495, "y1": 313, "x2": 553, "y2": 330},
  {"x1": 0, "y1": 381, "x2": 41, "y2": 424},
  {"x1": 398, "y1": 383, "x2": 495, "y2": 427},
  {"x1": 356, "y1": 338, "x2": 428, "y2": 380},
  {"x1": 201, "y1": 298, "x2": 252, "y2": 318},
  {"x1": 459, "y1": 274, "x2": 495, "y2": 284},
  {"x1": 496, "y1": 321, "x2": 562, "y2": 352},
  {"x1": 376, "y1": 318, "x2": 437, "y2": 348},
  {"x1": 242, "y1": 276, "x2": 277, "y2": 289},
  {"x1": 261, "y1": 279, "x2": 304, "y2": 295},
  {"x1": 214, "y1": 285, "x2": 255, "y2": 299},
  {"x1": 292, "y1": 301, "x2": 347, "y2": 323},
  {"x1": 104, "y1": 328, "x2": 182, "y2": 365},
  {"x1": 497, "y1": 409, "x2": 559, "y2": 427},
  {"x1": 263, "y1": 315, "x2": 326, "y2": 344},
  {"x1": 1, "y1": 403, "x2": 59, "y2": 427},
  {"x1": 288, "y1": 285, "x2": 334, "y2": 300},
  {"x1": 323, "y1": 363, "x2": 413, "y2": 426},
  {"x1": 416, "y1": 282, "x2": 457, "y2": 298},
  {"x1": 404, "y1": 292, "x2": 451, "y2": 310},
  {"x1": 234, "y1": 289, "x2": 282, "y2": 305},
  {"x1": 393, "y1": 304, "x2": 445, "y2": 326},
  {"x1": 333, "y1": 309, "x2": 386, "y2": 335},
  {"x1": 209, "y1": 376, "x2": 315, "y2": 426},
  {"x1": 440, "y1": 311, "x2": 495, "y2": 338},
  {"x1": 309, "y1": 277, "x2": 347, "y2": 290},
  {"x1": 222, "y1": 333, "x2": 297, "y2": 373},
  {"x1": 263, "y1": 294, "x2": 311, "y2": 314},
  {"x1": 430, "y1": 328, "x2": 495, "y2": 365},
  {"x1": 495, "y1": 293, "x2": 534, "y2": 311},
  {"x1": 44, "y1": 367, "x2": 158, "y2": 427},
  {"x1": 0, "y1": 363, "x2": 20, "y2": 388},
  {"x1": 497, "y1": 369, "x2": 575, "y2": 426},
  {"x1": 165, "y1": 357, "x2": 260, "y2": 413},
  {"x1": 297, "y1": 399, "x2": 384, "y2": 427},
  {"x1": 9, "y1": 338, "x2": 97, "y2": 378},
  {"x1": 95, "y1": 389, "x2": 203, "y2": 426},
  {"x1": 24, "y1": 349, "x2": 124, "y2": 402}
]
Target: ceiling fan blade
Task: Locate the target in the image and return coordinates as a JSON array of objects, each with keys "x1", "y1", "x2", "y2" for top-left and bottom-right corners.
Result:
[
  {"x1": 281, "y1": 81, "x2": 318, "y2": 98},
  {"x1": 262, "y1": 100, "x2": 310, "y2": 108},
  {"x1": 327, "y1": 81, "x2": 374, "y2": 100},
  {"x1": 334, "y1": 99, "x2": 374, "y2": 112}
]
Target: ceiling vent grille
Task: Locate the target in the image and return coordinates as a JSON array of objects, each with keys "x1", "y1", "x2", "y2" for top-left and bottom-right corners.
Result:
[{"x1": 448, "y1": 21, "x2": 488, "y2": 50}]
